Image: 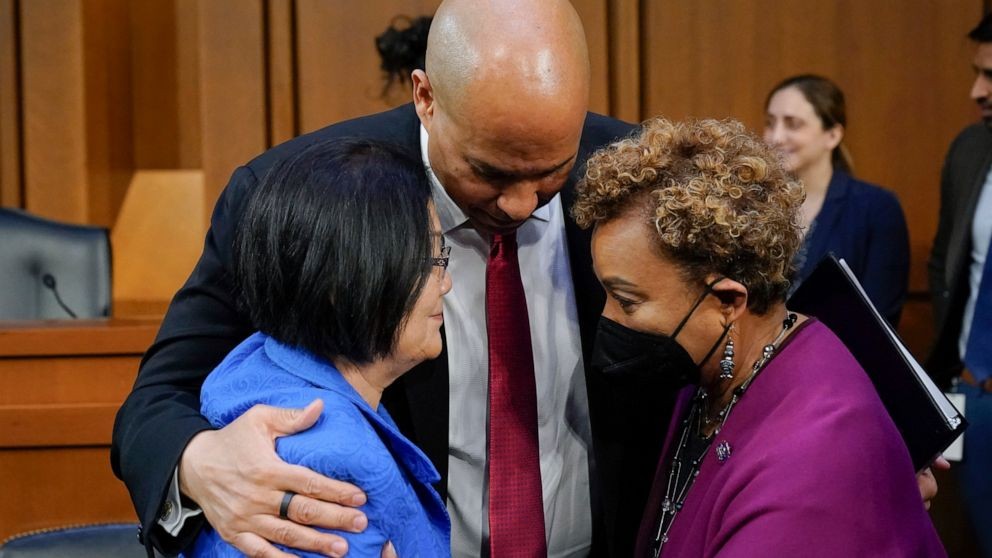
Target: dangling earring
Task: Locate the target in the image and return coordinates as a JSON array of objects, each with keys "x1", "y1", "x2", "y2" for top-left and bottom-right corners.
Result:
[{"x1": 719, "y1": 330, "x2": 735, "y2": 380}]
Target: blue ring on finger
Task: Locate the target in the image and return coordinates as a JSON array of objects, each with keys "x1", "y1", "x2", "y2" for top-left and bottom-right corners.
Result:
[{"x1": 279, "y1": 491, "x2": 296, "y2": 520}]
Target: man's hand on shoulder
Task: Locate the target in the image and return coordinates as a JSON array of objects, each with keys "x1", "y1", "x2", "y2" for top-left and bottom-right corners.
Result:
[{"x1": 179, "y1": 400, "x2": 370, "y2": 557}]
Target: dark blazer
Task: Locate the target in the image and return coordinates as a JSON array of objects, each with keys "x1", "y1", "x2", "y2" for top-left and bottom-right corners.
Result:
[
  {"x1": 111, "y1": 104, "x2": 663, "y2": 557},
  {"x1": 793, "y1": 171, "x2": 910, "y2": 326},
  {"x1": 927, "y1": 123, "x2": 992, "y2": 386}
]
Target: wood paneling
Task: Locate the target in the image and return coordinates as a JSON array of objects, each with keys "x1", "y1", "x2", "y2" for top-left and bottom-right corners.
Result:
[
  {"x1": 641, "y1": 0, "x2": 983, "y2": 367},
  {"x1": 197, "y1": 0, "x2": 267, "y2": 217},
  {"x1": 0, "y1": 448, "x2": 137, "y2": 539},
  {"x1": 295, "y1": 0, "x2": 441, "y2": 133},
  {"x1": 80, "y1": 0, "x2": 133, "y2": 227},
  {"x1": 572, "y1": 0, "x2": 611, "y2": 116},
  {"x1": 111, "y1": 170, "x2": 205, "y2": 315},
  {"x1": 19, "y1": 0, "x2": 88, "y2": 223},
  {"x1": 130, "y1": 0, "x2": 181, "y2": 169},
  {"x1": 129, "y1": 0, "x2": 201, "y2": 171},
  {"x1": 642, "y1": 0, "x2": 978, "y2": 299},
  {"x1": 0, "y1": 318, "x2": 158, "y2": 540},
  {"x1": 18, "y1": 0, "x2": 132, "y2": 227},
  {"x1": 176, "y1": 0, "x2": 202, "y2": 169},
  {"x1": 293, "y1": 0, "x2": 612, "y2": 132},
  {"x1": 607, "y1": 0, "x2": 641, "y2": 123},
  {"x1": 267, "y1": 0, "x2": 298, "y2": 146},
  {"x1": 0, "y1": 0, "x2": 21, "y2": 208}
]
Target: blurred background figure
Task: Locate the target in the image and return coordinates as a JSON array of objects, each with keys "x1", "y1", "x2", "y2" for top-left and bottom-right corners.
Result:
[
  {"x1": 376, "y1": 15, "x2": 432, "y2": 105},
  {"x1": 928, "y1": 12, "x2": 992, "y2": 558},
  {"x1": 764, "y1": 75, "x2": 910, "y2": 326}
]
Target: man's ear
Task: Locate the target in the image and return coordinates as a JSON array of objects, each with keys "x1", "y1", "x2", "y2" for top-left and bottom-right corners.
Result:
[{"x1": 412, "y1": 70, "x2": 435, "y2": 132}]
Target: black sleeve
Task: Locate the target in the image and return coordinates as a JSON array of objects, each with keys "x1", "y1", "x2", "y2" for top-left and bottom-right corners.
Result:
[
  {"x1": 928, "y1": 140, "x2": 958, "y2": 331},
  {"x1": 110, "y1": 165, "x2": 258, "y2": 555}
]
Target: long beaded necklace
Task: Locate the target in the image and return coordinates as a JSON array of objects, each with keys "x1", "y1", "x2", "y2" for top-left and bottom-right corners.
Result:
[{"x1": 651, "y1": 312, "x2": 798, "y2": 557}]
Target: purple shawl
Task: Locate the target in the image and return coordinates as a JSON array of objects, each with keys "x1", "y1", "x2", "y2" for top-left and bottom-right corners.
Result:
[{"x1": 634, "y1": 320, "x2": 946, "y2": 557}]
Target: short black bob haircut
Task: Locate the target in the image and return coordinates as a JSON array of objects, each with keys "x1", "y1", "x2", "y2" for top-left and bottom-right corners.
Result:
[
  {"x1": 970, "y1": 12, "x2": 992, "y2": 43},
  {"x1": 233, "y1": 137, "x2": 435, "y2": 365}
]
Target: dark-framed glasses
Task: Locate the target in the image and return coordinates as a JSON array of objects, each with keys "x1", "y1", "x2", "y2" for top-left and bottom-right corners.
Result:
[{"x1": 428, "y1": 245, "x2": 451, "y2": 272}]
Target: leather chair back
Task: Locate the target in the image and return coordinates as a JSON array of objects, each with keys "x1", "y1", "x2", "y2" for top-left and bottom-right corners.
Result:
[
  {"x1": 0, "y1": 208, "x2": 111, "y2": 320},
  {"x1": 0, "y1": 523, "x2": 146, "y2": 558}
]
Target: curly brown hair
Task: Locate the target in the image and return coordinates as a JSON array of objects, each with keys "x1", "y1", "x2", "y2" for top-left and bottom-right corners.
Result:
[{"x1": 573, "y1": 118, "x2": 805, "y2": 314}]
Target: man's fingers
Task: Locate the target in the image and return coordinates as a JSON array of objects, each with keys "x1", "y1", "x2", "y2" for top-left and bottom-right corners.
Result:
[
  {"x1": 381, "y1": 540, "x2": 398, "y2": 558},
  {"x1": 285, "y1": 492, "x2": 369, "y2": 533},
  {"x1": 917, "y1": 467, "x2": 938, "y2": 509},
  {"x1": 933, "y1": 455, "x2": 951, "y2": 471},
  {"x1": 256, "y1": 400, "x2": 325, "y2": 437},
  {"x1": 278, "y1": 462, "x2": 367, "y2": 507},
  {"x1": 229, "y1": 531, "x2": 298, "y2": 558},
  {"x1": 257, "y1": 516, "x2": 349, "y2": 557}
]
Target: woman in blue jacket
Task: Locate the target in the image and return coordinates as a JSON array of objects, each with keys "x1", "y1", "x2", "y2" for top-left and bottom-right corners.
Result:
[
  {"x1": 184, "y1": 138, "x2": 452, "y2": 557},
  {"x1": 764, "y1": 74, "x2": 910, "y2": 325}
]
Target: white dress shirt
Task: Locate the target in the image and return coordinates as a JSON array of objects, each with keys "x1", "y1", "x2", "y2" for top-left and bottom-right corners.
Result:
[
  {"x1": 421, "y1": 126, "x2": 593, "y2": 557},
  {"x1": 959, "y1": 166, "x2": 992, "y2": 358}
]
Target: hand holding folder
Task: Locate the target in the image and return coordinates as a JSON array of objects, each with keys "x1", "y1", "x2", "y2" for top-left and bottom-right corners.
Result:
[{"x1": 788, "y1": 254, "x2": 967, "y2": 472}]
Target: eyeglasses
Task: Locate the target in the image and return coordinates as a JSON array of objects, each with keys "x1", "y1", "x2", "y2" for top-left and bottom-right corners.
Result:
[{"x1": 428, "y1": 245, "x2": 451, "y2": 273}]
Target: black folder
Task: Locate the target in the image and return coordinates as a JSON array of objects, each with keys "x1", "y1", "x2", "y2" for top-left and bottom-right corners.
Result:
[{"x1": 788, "y1": 254, "x2": 967, "y2": 472}]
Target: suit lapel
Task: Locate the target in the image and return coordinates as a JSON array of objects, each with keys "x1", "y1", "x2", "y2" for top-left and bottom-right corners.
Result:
[{"x1": 804, "y1": 171, "x2": 850, "y2": 274}]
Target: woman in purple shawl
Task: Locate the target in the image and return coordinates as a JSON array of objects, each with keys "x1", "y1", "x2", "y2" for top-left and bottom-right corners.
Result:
[{"x1": 574, "y1": 118, "x2": 945, "y2": 557}]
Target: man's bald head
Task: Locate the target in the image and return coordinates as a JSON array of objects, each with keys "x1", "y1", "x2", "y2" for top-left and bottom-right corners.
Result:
[
  {"x1": 411, "y1": 0, "x2": 592, "y2": 235},
  {"x1": 425, "y1": 0, "x2": 590, "y2": 119}
]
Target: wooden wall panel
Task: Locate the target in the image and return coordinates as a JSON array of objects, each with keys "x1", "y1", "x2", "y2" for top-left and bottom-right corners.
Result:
[
  {"x1": 130, "y1": 0, "x2": 181, "y2": 169},
  {"x1": 642, "y1": 0, "x2": 980, "y2": 357},
  {"x1": 295, "y1": 0, "x2": 441, "y2": 133},
  {"x1": 572, "y1": 0, "x2": 611, "y2": 116},
  {"x1": 80, "y1": 0, "x2": 133, "y2": 227},
  {"x1": 294, "y1": 0, "x2": 612, "y2": 132},
  {"x1": 175, "y1": 0, "x2": 202, "y2": 169},
  {"x1": 267, "y1": 0, "x2": 298, "y2": 146},
  {"x1": 198, "y1": 0, "x2": 267, "y2": 215},
  {"x1": 607, "y1": 0, "x2": 641, "y2": 123},
  {"x1": 0, "y1": 319, "x2": 157, "y2": 541},
  {"x1": 111, "y1": 170, "x2": 205, "y2": 316},
  {"x1": 19, "y1": 0, "x2": 89, "y2": 223},
  {"x1": 19, "y1": 0, "x2": 132, "y2": 227},
  {"x1": 130, "y1": 0, "x2": 202, "y2": 171},
  {"x1": 0, "y1": 0, "x2": 21, "y2": 208}
]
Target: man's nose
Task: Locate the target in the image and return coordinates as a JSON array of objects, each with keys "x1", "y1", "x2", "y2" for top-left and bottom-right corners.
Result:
[
  {"x1": 496, "y1": 184, "x2": 540, "y2": 222},
  {"x1": 971, "y1": 75, "x2": 990, "y2": 103}
]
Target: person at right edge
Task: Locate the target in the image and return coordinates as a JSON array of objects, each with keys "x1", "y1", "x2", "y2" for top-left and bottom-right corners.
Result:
[{"x1": 928, "y1": 12, "x2": 992, "y2": 558}]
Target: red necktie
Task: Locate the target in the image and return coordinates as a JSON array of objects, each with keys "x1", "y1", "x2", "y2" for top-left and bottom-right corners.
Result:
[{"x1": 487, "y1": 232, "x2": 547, "y2": 557}]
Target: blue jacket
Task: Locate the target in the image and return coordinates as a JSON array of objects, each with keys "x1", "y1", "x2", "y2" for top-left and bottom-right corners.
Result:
[
  {"x1": 793, "y1": 171, "x2": 910, "y2": 326},
  {"x1": 184, "y1": 332, "x2": 451, "y2": 557}
]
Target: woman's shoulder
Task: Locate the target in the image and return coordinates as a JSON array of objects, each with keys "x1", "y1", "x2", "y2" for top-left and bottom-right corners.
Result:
[
  {"x1": 746, "y1": 321, "x2": 908, "y2": 461},
  {"x1": 837, "y1": 173, "x2": 904, "y2": 214}
]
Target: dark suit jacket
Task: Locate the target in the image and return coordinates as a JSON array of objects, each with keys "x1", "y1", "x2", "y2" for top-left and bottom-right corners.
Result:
[
  {"x1": 111, "y1": 104, "x2": 667, "y2": 557},
  {"x1": 927, "y1": 123, "x2": 992, "y2": 386},
  {"x1": 794, "y1": 171, "x2": 910, "y2": 326}
]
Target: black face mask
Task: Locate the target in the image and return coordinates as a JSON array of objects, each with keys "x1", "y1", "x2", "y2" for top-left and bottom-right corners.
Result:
[{"x1": 590, "y1": 278, "x2": 729, "y2": 391}]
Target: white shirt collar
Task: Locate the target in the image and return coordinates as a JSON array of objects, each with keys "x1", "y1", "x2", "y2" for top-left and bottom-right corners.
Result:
[{"x1": 419, "y1": 125, "x2": 551, "y2": 235}]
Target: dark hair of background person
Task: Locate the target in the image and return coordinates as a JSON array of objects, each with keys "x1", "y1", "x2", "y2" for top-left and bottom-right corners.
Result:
[
  {"x1": 766, "y1": 74, "x2": 854, "y2": 174},
  {"x1": 969, "y1": 11, "x2": 992, "y2": 41},
  {"x1": 375, "y1": 15, "x2": 432, "y2": 99},
  {"x1": 233, "y1": 138, "x2": 434, "y2": 365}
]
